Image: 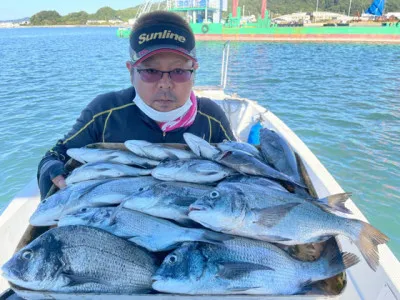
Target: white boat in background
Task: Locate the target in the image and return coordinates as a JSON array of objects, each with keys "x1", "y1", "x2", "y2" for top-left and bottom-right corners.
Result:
[{"x1": 0, "y1": 43, "x2": 399, "y2": 300}]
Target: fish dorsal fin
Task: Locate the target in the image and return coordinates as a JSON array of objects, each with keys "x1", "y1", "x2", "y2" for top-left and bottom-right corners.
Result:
[
  {"x1": 107, "y1": 193, "x2": 141, "y2": 225},
  {"x1": 217, "y1": 261, "x2": 274, "y2": 279},
  {"x1": 315, "y1": 192, "x2": 353, "y2": 214},
  {"x1": 107, "y1": 203, "x2": 125, "y2": 226},
  {"x1": 253, "y1": 202, "x2": 301, "y2": 227}
]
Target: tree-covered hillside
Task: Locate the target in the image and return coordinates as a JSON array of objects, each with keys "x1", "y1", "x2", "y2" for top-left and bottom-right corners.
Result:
[
  {"x1": 29, "y1": 6, "x2": 140, "y2": 25},
  {"x1": 29, "y1": 0, "x2": 400, "y2": 25}
]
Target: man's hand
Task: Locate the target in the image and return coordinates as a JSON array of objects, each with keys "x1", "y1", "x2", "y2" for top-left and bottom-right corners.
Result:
[{"x1": 52, "y1": 175, "x2": 67, "y2": 189}]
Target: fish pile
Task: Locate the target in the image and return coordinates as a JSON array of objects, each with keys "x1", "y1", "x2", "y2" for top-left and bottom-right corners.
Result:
[
  {"x1": 2, "y1": 225, "x2": 157, "y2": 294},
  {"x1": 2, "y1": 130, "x2": 389, "y2": 296}
]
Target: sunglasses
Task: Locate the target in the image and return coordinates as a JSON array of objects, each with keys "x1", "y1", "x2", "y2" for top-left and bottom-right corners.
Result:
[{"x1": 136, "y1": 68, "x2": 194, "y2": 83}]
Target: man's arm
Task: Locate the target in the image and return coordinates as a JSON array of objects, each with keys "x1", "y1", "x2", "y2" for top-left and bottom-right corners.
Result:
[{"x1": 37, "y1": 106, "x2": 98, "y2": 199}]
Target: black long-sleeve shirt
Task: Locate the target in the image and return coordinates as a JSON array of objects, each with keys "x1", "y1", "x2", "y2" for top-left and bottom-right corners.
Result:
[{"x1": 37, "y1": 86, "x2": 235, "y2": 198}]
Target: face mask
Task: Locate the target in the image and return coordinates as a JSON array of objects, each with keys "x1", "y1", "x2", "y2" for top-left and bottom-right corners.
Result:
[{"x1": 133, "y1": 94, "x2": 192, "y2": 122}]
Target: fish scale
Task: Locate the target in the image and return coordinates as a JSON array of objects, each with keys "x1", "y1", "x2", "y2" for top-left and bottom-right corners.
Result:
[
  {"x1": 195, "y1": 183, "x2": 346, "y2": 238},
  {"x1": 2, "y1": 226, "x2": 157, "y2": 294},
  {"x1": 58, "y1": 207, "x2": 230, "y2": 252},
  {"x1": 123, "y1": 181, "x2": 213, "y2": 225},
  {"x1": 189, "y1": 183, "x2": 388, "y2": 271},
  {"x1": 30, "y1": 177, "x2": 159, "y2": 226},
  {"x1": 152, "y1": 237, "x2": 359, "y2": 295}
]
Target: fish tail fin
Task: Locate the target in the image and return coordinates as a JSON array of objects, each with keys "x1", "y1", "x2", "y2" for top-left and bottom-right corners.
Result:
[
  {"x1": 351, "y1": 220, "x2": 389, "y2": 271},
  {"x1": 311, "y1": 237, "x2": 360, "y2": 282},
  {"x1": 188, "y1": 229, "x2": 232, "y2": 245},
  {"x1": 316, "y1": 192, "x2": 353, "y2": 214}
]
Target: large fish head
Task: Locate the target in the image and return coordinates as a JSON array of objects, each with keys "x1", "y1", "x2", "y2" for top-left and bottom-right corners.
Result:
[
  {"x1": 152, "y1": 242, "x2": 207, "y2": 293},
  {"x1": 58, "y1": 206, "x2": 113, "y2": 227},
  {"x1": 2, "y1": 230, "x2": 65, "y2": 291},
  {"x1": 29, "y1": 188, "x2": 72, "y2": 226},
  {"x1": 188, "y1": 186, "x2": 247, "y2": 231}
]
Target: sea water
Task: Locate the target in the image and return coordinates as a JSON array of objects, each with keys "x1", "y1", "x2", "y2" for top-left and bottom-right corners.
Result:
[{"x1": 0, "y1": 27, "x2": 399, "y2": 258}]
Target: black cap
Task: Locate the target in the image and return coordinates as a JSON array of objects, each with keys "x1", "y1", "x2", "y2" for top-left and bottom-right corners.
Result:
[{"x1": 129, "y1": 23, "x2": 197, "y2": 66}]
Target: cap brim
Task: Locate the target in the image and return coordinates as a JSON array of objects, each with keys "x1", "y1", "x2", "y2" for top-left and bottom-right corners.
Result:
[{"x1": 132, "y1": 46, "x2": 197, "y2": 67}]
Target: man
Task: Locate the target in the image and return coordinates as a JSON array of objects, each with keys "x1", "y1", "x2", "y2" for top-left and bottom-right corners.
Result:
[{"x1": 37, "y1": 11, "x2": 235, "y2": 199}]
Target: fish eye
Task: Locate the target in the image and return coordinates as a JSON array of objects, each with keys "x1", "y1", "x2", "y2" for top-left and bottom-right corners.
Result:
[
  {"x1": 80, "y1": 208, "x2": 87, "y2": 213},
  {"x1": 22, "y1": 250, "x2": 33, "y2": 260},
  {"x1": 138, "y1": 187, "x2": 144, "y2": 192},
  {"x1": 41, "y1": 199, "x2": 47, "y2": 204},
  {"x1": 210, "y1": 191, "x2": 220, "y2": 198},
  {"x1": 168, "y1": 255, "x2": 177, "y2": 264}
]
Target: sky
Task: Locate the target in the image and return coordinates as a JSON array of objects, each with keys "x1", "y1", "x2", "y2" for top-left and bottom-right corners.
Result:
[{"x1": 0, "y1": 0, "x2": 143, "y2": 20}]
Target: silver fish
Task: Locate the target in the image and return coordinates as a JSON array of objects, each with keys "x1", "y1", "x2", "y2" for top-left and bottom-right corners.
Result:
[
  {"x1": 151, "y1": 159, "x2": 235, "y2": 184},
  {"x1": 183, "y1": 132, "x2": 220, "y2": 160},
  {"x1": 58, "y1": 207, "x2": 230, "y2": 252},
  {"x1": 67, "y1": 148, "x2": 159, "y2": 168},
  {"x1": 30, "y1": 177, "x2": 159, "y2": 226},
  {"x1": 152, "y1": 237, "x2": 359, "y2": 295},
  {"x1": 217, "y1": 141, "x2": 263, "y2": 160},
  {"x1": 65, "y1": 162, "x2": 152, "y2": 185},
  {"x1": 30, "y1": 179, "x2": 104, "y2": 226},
  {"x1": 218, "y1": 181, "x2": 352, "y2": 214},
  {"x1": 125, "y1": 140, "x2": 196, "y2": 160},
  {"x1": 123, "y1": 181, "x2": 212, "y2": 225},
  {"x1": 219, "y1": 175, "x2": 288, "y2": 192},
  {"x1": 215, "y1": 150, "x2": 305, "y2": 188},
  {"x1": 188, "y1": 183, "x2": 388, "y2": 271},
  {"x1": 260, "y1": 128, "x2": 304, "y2": 185},
  {"x1": 2, "y1": 225, "x2": 157, "y2": 293}
]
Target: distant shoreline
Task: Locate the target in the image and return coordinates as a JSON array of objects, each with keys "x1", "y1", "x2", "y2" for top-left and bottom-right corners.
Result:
[{"x1": 0, "y1": 24, "x2": 128, "y2": 29}]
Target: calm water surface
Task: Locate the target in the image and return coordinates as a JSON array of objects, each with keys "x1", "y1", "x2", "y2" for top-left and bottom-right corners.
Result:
[{"x1": 0, "y1": 27, "x2": 399, "y2": 258}]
